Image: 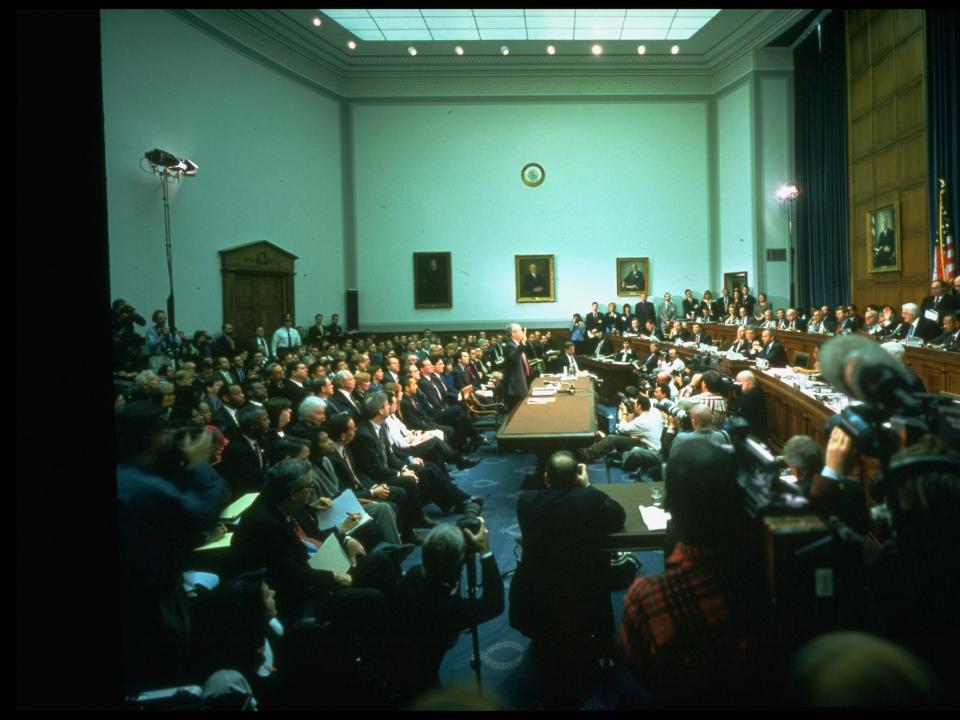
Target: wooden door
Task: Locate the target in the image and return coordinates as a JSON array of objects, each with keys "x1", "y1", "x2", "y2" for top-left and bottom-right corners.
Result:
[{"x1": 220, "y1": 241, "x2": 298, "y2": 343}]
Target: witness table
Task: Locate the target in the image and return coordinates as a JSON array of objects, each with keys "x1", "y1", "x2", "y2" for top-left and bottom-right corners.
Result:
[
  {"x1": 596, "y1": 482, "x2": 667, "y2": 551},
  {"x1": 579, "y1": 356, "x2": 637, "y2": 404}
]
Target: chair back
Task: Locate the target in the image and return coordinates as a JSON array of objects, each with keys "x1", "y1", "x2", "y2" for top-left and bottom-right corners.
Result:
[{"x1": 793, "y1": 350, "x2": 811, "y2": 369}]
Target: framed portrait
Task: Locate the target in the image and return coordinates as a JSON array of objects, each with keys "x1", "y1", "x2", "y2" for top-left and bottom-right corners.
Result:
[
  {"x1": 515, "y1": 255, "x2": 555, "y2": 303},
  {"x1": 413, "y1": 252, "x2": 452, "y2": 308},
  {"x1": 617, "y1": 257, "x2": 649, "y2": 296},
  {"x1": 867, "y1": 202, "x2": 900, "y2": 273}
]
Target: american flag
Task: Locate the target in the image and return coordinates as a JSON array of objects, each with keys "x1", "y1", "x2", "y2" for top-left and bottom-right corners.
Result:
[{"x1": 933, "y1": 178, "x2": 955, "y2": 281}]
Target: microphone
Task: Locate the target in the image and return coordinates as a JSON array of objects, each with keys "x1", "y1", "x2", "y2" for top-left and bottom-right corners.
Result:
[{"x1": 819, "y1": 335, "x2": 919, "y2": 413}]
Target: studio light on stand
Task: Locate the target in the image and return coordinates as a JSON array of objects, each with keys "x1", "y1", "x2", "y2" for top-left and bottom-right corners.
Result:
[
  {"x1": 143, "y1": 148, "x2": 198, "y2": 332},
  {"x1": 777, "y1": 183, "x2": 800, "y2": 309}
]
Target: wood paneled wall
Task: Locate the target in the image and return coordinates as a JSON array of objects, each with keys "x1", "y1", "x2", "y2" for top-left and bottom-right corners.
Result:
[{"x1": 846, "y1": 9, "x2": 930, "y2": 311}]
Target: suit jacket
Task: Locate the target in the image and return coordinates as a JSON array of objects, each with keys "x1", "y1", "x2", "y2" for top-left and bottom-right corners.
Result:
[
  {"x1": 218, "y1": 434, "x2": 266, "y2": 496},
  {"x1": 511, "y1": 486, "x2": 626, "y2": 640},
  {"x1": 613, "y1": 346, "x2": 635, "y2": 363},
  {"x1": 584, "y1": 311, "x2": 604, "y2": 333},
  {"x1": 698, "y1": 300, "x2": 716, "y2": 320},
  {"x1": 756, "y1": 340, "x2": 788, "y2": 367},
  {"x1": 234, "y1": 495, "x2": 336, "y2": 622},
  {"x1": 400, "y1": 393, "x2": 439, "y2": 431},
  {"x1": 591, "y1": 337, "x2": 613, "y2": 358},
  {"x1": 634, "y1": 301, "x2": 656, "y2": 326},
  {"x1": 247, "y1": 335, "x2": 272, "y2": 357},
  {"x1": 324, "y1": 323, "x2": 343, "y2": 342},
  {"x1": 352, "y1": 420, "x2": 403, "y2": 485},
  {"x1": 502, "y1": 339, "x2": 533, "y2": 398},
  {"x1": 617, "y1": 313, "x2": 635, "y2": 333},
  {"x1": 891, "y1": 318, "x2": 939, "y2": 342},
  {"x1": 327, "y1": 389, "x2": 362, "y2": 421},
  {"x1": 713, "y1": 296, "x2": 732, "y2": 320},
  {"x1": 658, "y1": 301, "x2": 679, "y2": 328},
  {"x1": 921, "y1": 294, "x2": 958, "y2": 321},
  {"x1": 559, "y1": 353, "x2": 581, "y2": 373},
  {"x1": 782, "y1": 318, "x2": 807, "y2": 333},
  {"x1": 212, "y1": 335, "x2": 238, "y2": 359},
  {"x1": 740, "y1": 294, "x2": 757, "y2": 316},
  {"x1": 451, "y1": 364, "x2": 473, "y2": 391},
  {"x1": 689, "y1": 331, "x2": 713, "y2": 346},
  {"x1": 212, "y1": 406, "x2": 241, "y2": 441},
  {"x1": 930, "y1": 328, "x2": 960, "y2": 350},
  {"x1": 325, "y1": 446, "x2": 375, "y2": 498},
  {"x1": 417, "y1": 377, "x2": 448, "y2": 415},
  {"x1": 681, "y1": 298, "x2": 699, "y2": 318},
  {"x1": 833, "y1": 318, "x2": 853, "y2": 335},
  {"x1": 305, "y1": 324, "x2": 326, "y2": 346},
  {"x1": 642, "y1": 326, "x2": 665, "y2": 341},
  {"x1": 282, "y1": 379, "x2": 310, "y2": 412},
  {"x1": 732, "y1": 386, "x2": 767, "y2": 440}
]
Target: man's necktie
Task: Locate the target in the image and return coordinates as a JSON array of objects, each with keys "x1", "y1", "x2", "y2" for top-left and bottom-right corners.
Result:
[
  {"x1": 521, "y1": 351, "x2": 531, "y2": 375},
  {"x1": 286, "y1": 328, "x2": 292, "y2": 347},
  {"x1": 342, "y1": 449, "x2": 361, "y2": 488},
  {"x1": 377, "y1": 425, "x2": 391, "y2": 463},
  {"x1": 251, "y1": 439, "x2": 263, "y2": 469}
]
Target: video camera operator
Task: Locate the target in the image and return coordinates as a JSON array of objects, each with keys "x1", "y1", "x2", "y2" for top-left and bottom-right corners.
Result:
[
  {"x1": 668, "y1": 403, "x2": 730, "y2": 458},
  {"x1": 729, "y1": 370, "x2": 766, "y2": 441},
  {"x1": 391, "y1": 519, "x2": 504, "y2": 701}
]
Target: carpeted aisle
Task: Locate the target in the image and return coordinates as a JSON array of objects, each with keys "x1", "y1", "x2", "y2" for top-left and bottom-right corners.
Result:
[{"x1": 400, "y1": 406, "x2": 665, "y2": 710}]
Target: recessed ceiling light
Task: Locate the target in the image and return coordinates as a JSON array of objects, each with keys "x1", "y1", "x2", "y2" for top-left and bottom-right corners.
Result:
[
  {"x1": 671, "y1": 45, "x2": 680, "y2": 55},
  {"x1": 347, "y1": 40, "x2": 357, "y2": 50},
  {"x1": 637, "y1": 45, "x2": 646, "y2": 55},
  {"x1": 500, "y1": 45, "x2": 510, "y2": 56},
  {"x1": 312, "y1": 17, "x2": 321, "y2": 28},
  {"x1": 546, "y1": 45, "x2": 556, "y2": 55},
  {"x1": 408, "y1": 46, "x2": 417, "y2": 56},
  {"x1": 591, "y1": 44, "x2": 603, "y2": 56},
  {"x1": 454, "y1": 46, "x2": 464, "y2": 56}
]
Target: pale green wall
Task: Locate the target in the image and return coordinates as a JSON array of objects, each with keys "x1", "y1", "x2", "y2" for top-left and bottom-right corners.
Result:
[
  {"x1": 101, "y1": 9, "x2": 344, "y2": 334},
  {"x1": 758, "y1": 75, "x2": 793, "y2": 311},
  {"x1": 716, "y1": 82, "x2": 755, "y2": 289},
  {"x1": 353, "y1": 101, "x2": 710, "y2": 328}
]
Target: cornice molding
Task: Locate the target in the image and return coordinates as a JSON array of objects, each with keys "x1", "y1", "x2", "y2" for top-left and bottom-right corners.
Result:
[{"x1": 176, "y1": 8, "x2": 803, "y2": 101}]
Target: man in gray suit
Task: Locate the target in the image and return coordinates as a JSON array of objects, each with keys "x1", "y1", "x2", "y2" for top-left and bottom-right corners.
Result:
[
  {"x1": 502, "y1": 322, "x2": 534, "y2": 410},
  {"x1": 658, "y1": 292, "x2": 679, "y2": 332}
]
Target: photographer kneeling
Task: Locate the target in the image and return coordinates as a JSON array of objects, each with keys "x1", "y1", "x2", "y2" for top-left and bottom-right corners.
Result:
[{"x1": 391, "y1": 519, "x2": 504, "y2": 701}]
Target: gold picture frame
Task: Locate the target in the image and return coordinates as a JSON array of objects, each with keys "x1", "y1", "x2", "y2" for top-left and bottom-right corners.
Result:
[
  {"x1": 616, "y1": 257, "x2": 649, "y2": 296},
  {"x1": 867, "y1": 202, "x2": 900, "y2": 273},
  {"x1": 515, "y1": 255, "x2": 555, "y2": 303}
]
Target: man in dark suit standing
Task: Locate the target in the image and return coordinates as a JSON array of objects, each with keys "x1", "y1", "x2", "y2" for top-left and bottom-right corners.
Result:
[
  {"x1": 510, "y1": 451, "x2": 626, "y2": 706},
  {"x1": 633, "y1": 292, "x2": 656, "y2": 327},
  {"x1": 713, "y1": 287, "x2": 732, "y2": 320},
  {"x1": 305, "y1": 313, "x2": 326, "y2": 346},
  {"x1": 920, "y1": 280, "x2": 958, "y2": 327},
  {"x1": 873, "y1": 215, "x2": 896, "y2": 266},
  {"x1": 740, "y1": 286, "x2": 756, "y2": 317},
  {"x1": 247, "y1": 325, "x2": 271, "y2": 358},
  {"x1": 756, "y1": 329, "x2": 788, "y2": 367},
  {"x1": 503, "y1": 322, "x2": 534, "y2": 411},
  {"x1": 212, "y1": 322, "x2": 239, "y2": 359},
  {"x1": 325, "y1": 313, "x2": 344, "y2": 342}
]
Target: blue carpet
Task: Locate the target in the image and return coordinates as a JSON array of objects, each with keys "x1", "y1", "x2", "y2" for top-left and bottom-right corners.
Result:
[{"x1": 400, "y1": 404, "x2": 664, "y2": 710}]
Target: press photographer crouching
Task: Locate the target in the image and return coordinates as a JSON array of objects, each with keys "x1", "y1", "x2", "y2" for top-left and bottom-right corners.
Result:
[{"x1": 391, "y1": 517, "x2": 504, "y2": 703}]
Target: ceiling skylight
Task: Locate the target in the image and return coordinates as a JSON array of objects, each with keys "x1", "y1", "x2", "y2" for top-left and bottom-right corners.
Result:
[{"x1": 320, "y1": 9, "x2": 720, "y2": 42}]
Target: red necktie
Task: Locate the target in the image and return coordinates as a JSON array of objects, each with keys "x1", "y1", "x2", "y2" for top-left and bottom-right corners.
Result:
[{"x1": 521, "y1": 352, "x2": 531, "y2": 376}]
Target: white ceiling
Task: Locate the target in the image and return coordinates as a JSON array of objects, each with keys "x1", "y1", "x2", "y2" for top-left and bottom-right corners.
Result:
[{"x1": 320, "y1": 8, "x2": 721, "y2": 42}]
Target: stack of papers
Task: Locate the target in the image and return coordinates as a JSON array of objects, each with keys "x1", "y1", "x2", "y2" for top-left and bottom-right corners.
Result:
[
  {"x1": 532, "y1": 386, "x2": 558, "y2": 396},
  {"x1": 220, "y1": 492, "x2": 259, "y2": 522},
  {"x1": 195, "y1": 532, "x2": 233, "y2": 551},
  {"x1": 526, "y1": 397, "x2": 556, "y2": 404},
  {"x1": 307, "y1": 537, "x2": 350, "y2": 573}
]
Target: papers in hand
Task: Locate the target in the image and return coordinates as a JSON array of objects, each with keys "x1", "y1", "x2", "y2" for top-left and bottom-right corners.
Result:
[
  {"x1": 220, "y1": 492, "x2": 259, "y2": 522},
  {"x1": 314, "y1": 490, "x2": 372, "y2": 536},
  {"x1": 195, "y1": 532, "x2": 233, "y2": 551},
  {"x1": 307, "y1": 536, "x2": 351, "y2": 574},
  {"x1": 639, "y1": 505, "x2": 670, "y2": 530}
]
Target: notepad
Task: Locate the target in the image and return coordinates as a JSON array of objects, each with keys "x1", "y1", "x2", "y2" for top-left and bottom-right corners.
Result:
[
  {"x1": 314, "y1": 489, "x2": 372, "y2": 536},
  {"x1": 220, "y1": 492, "x2": 259, "y2": 521},
  {"x1": 307, "y1": 536, "x2": 351, "y2": 574},
  {"x1": 194, "y1": 532, "x2": 233, "y2": 551}
]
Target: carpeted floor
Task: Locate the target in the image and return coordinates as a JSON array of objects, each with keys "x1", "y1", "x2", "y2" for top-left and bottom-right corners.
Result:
[{"x1": 399, "y1": 404, "x2": 665, "y2": 710}]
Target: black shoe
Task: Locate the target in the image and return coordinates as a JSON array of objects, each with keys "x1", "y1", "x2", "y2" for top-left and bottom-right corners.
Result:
[{"x1": 455, "y1": 456, "x2": 480, "y2": 470}]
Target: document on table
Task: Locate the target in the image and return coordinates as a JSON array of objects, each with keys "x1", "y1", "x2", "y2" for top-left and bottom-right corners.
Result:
[
  {"x1": 526, "y1": 397, "x2": 556, "y2": 404},
  {"x1": 639, "y1": 506, "x2": 671, "y2": 531}
]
